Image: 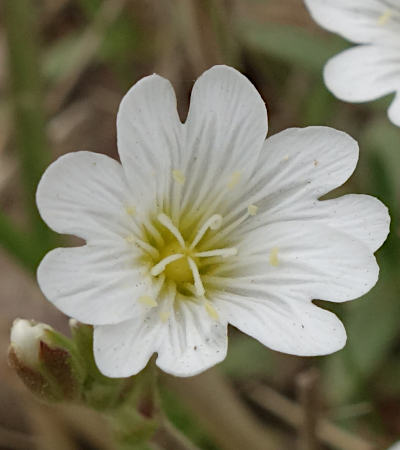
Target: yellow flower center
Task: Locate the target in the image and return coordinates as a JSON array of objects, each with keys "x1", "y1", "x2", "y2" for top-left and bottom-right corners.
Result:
[
  {"x1": 159, "y1": 241, "x2": 196, "y2": 283},
  {"x1": 131, "y1": 212, "x2": 239, "y2": 299}
]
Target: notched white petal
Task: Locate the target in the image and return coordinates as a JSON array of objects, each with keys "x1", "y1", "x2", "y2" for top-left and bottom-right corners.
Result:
[
  {"x1": 216, "y1": 290, "x2": 347, "y2": 356},
  {"x1": 36, "y1": 151, "x2": 133, "y2": 242},
  {"x1": 37, "y1": 246, "x2": 151, "y2": 325},
  {"x1": 117, "y1": 73, "x2": 183, "y2": 208},
  {"x1": 156, "y1": 300, "x2": 228, "y2": 377}
]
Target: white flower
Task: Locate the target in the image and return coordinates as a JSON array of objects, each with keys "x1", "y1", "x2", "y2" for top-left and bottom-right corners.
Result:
[
  {"x1": 387, "y1": 443, "x2": 400, "y2": 450},
  {"x1": 304, "y1": 0, "x2": 400, "y2": 126},
  {"x1": 36, "y1": 65, "x2": 389, "y2": 378},
  {"x1": 10, "y1": 319, "x2": 53, "y2": 368}
]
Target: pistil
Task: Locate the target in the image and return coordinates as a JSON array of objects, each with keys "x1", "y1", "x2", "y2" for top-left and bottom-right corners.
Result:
[
  {"x1": 146, "y1": 211, "x2": 238, "y2": 299},
  {"x1": 151, "y1": 254, "x2": 184, "y2": 276}
]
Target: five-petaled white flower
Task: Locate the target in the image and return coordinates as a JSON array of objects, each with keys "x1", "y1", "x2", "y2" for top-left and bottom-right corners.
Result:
[
  {"x1": 304, "y1": 0, "x2": 400, "y2": 127},
  {"x1": 36, "y1": 66, "x2": 389, "y2": 378}
]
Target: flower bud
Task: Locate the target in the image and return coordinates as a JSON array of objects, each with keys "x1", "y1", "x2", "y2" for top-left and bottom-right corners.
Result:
[
  {"x1": 10, "y1": 319, "x2": 52, "y2": 368},
  {"x1": 9, "y1": 318, "x2": 85, "y2": 401}
]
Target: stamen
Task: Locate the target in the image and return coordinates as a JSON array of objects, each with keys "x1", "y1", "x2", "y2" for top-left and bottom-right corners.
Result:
[
  {"x1": 194, "y1": 247, "x2": 237, "y2": 258},
  {"x1": 138, "y1": 295, "x2": 157, "y2": 308},
  {"x1": 187, "y1": 257, "x2": 205, "y2": 297},
  {"x1": 205, "y1": 211, "x2": 249, "y2": 248},
  {"x1": 125, "y1": 205, "x2": 136, "y2": 216},
  {"x1": 153, "y1": 274, "x2": 166, "y2": 297},
  {"x1": 378, "y1": 9, "x2": 393, "y2": 25},
  {"x1": 248, "y1": 204, "x2": 258, "y2": 216},
  {"x1": 159, "y1": 281, "x2": 176, "y2": 322},
  {"x1": 269, "y1": 247, "x2": 279, "y2": 267},
  {"x1": 172, "y1": 169, "x2": 185, "y2": 185},
  {"x1": 197, "y1": 256, "x2": 227, "y2": 268},
  {"x1": 181, "y1": 183, "x2": 226, "y2": 230},
  {"x1": 158, "y1": 213, "x2": 185, "y2": 247},
  {"x1": 189, "y1": 214, "x2": 223, "y2": 249},
  {"x1": 159, "y1": 311, "x2": 171, "y2": 322},
  {"x1": 144, "y1": 220, "x2": 164, "y2": 247},
  {"x1": 227, "y1": 171, "x2": 241, "y2": 189},
  {"x1": 134, "y1": 239, "x2": 160, "y2": 259},
  {"x1": 151, "y1": 254, "x2": 184, "y2": 276},
  {"x1": 204, "y1": 300, "x2": 219, "y2": 320}
]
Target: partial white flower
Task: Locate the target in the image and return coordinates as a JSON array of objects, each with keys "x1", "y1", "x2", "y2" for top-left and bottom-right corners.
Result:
[
  {"x1": 10, "y1": 319, "x2": 53, "y2": 368},
  {"x1": 36, "y1": 65, "x2": 389, "y2": 378},
  {"x1": 387, "y1": 443, "x2": 400, "y2": 450},
  {"x1": 304, "y1": 0, "x2": 400, "y2": 126}
]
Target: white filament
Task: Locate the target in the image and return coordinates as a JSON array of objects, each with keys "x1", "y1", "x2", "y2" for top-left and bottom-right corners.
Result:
[
  {"x1": 158, "y1": 213, "x2": 185, "y2": 247},
  {"x1": 194, "y1": 248, "x2": 237, "y2": 258},
  {"x1": 187, "y1": 257, "x2": 205, "y2": 297},
  {"x1": 189, "y1": 214, "x2": 223, "y2": 249}
]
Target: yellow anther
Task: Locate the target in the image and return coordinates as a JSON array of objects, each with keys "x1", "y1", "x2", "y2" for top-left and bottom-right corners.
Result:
[
  {"x1": 172, "y1": 169, "x2": 185, "y2": 185},
  {"x1": 227, "y1": 171, "x2": 241, "y2": 189},
  {"x1": 125, "y1": 206, "x2": 136, "y2": 216},
  {"x1": 283, "y1": 155, "x2": 289, "y2": 161},
  {"x1": 159, "y1": 311, "x2": 171, "y2": 322},
  {"x1": 138, "y1": 295, "x2": 157, "y2": 308},
  {"x1": 248, "y1": 204, "x2": 258, "y2": 216},
  {"x1": 205, "y1": 301, "x2": 219, "y2": 320},
  {"x1": 269, "y1": 247, "x2": 279, "y2": 267},
  {"x1": 378, "y1": 9, "x2": 393, "y2": 25},
  {"x1": 125, "y1": 234, "x2": 135, "y2": 243}
]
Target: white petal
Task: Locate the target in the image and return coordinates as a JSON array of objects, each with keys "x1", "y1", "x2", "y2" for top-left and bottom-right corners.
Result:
[
  {"x1": 387, "y1": 442, "x2": 400, "y2": 450},
  {"x1": 388, "y1": 92, "x2": 400, "y2": 126},
  {"x1": 304, "y1": 0, "x2": 400, "y2": 44},
  {"x1": 37, "y1": 245, "x2": 152, "y2": 325},
  {"x1": 216, "y1": 290, "x2": 346, "y2": 356},
  {"x1": 179, "y1": 66, "x2": 267, "y2": 219},
  {"x1": 93, "y1": 312, "x2": 163, "y2": 377},
  {"x1": 93, "y1": 299, "x2": 228, "y2": 377},
  {"x1": 117, "y1": 74, "x2": 183, "y2": 212},
  {"x1": 156, "y1": 299, "x2": 228, "y2": 377},
  {"x1": 37, "y1": 152, "x2": 134, "y2": 242},
  {"x1": 324, "y1": 45, "x2": 400, "y2": 104},
  {"x1": 215, "y1": 221, "x2": 379, "y2": 304},
  {"x1": 312, "y1": 194, "x2": 390, "y2": 252},
  {"x1": 235, "y1": 193, "x2": 389, "y2": 253},
  {"x1": 261, "y1": 126, "x2": 358, "y2": 198},
  {"x1": 10, "y1": 319, "x2": 53, "y2": 368},
  {"x1": 226, "y1": 126, "x2": 359, "y2": 232}
]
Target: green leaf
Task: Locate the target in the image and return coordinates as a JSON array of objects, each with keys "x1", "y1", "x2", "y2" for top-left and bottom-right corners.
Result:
[{"x1": 240, "y1": 22, "x2": 347, "y2": 73}]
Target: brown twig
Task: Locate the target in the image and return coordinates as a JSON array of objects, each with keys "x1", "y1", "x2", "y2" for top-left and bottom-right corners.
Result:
[
  {"x1": 164, "y1": 368, "x2": 283, "y2": 450},
  {"x1": 47, "y1": 0, "x2": 127, "y2": 113},
  {"x1": 244, "y1": 382, "x2": 376, "y2": 450},
  {"x1": 296, "y1": 368, "x2": 320, "y2": 450},
  {"x1": 153, "y1": 416, "x2": 201, "y2": 450},
  {"x1": 0, "y1": 426, "x2": 36, "y2": 450}
]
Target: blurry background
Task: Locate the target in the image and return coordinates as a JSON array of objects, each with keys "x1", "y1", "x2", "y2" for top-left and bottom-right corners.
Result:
[{"x1": 1, "y1": 0, "x2": 399, "y2": 449}]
